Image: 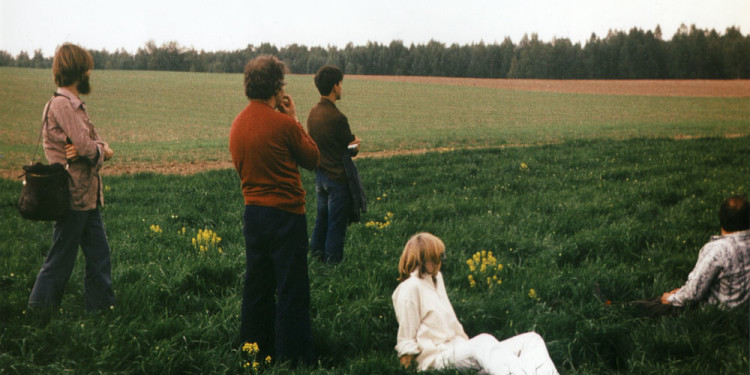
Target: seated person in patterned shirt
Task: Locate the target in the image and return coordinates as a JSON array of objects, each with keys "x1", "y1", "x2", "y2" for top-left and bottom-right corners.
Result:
[{"x1": 660, "y1": 195, "x2": 750, "y2": 309}]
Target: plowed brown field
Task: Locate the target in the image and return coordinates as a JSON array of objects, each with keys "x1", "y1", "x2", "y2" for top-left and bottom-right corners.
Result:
[{"x1": 348, "y1": 76, "x2": 750, "y2": 97}]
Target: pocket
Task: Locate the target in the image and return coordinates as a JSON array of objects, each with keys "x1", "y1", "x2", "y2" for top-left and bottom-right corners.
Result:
[
  {"x1": 67, "y1": 166, "x2": 93, "y2": 208},
  {"x1": 69, "y1": 180, "x2": 90, "y2": 208}
]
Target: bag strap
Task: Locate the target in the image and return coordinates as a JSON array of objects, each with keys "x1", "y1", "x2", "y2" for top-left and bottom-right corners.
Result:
[{"x1": 30, "y1": 92, "x2": 65, "y2": 165}]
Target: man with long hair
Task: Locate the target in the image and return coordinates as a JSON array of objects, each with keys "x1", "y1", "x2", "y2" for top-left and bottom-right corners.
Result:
[
  {"x1": 229, "y1": 55, "x2": 319, "y2": 365},
  {"x1": 29, "y1": 43, "x2": 116, "y2": 313}
]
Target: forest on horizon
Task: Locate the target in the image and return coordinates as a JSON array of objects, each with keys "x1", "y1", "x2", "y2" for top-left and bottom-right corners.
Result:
[{"x1": 2, "y1": 24, "x2": 748, "y2": 79}]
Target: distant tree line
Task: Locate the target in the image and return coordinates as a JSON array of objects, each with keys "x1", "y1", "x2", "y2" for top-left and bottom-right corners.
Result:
[{"x1": 1, "y1": 24, "x2": 748, "y2": 79}]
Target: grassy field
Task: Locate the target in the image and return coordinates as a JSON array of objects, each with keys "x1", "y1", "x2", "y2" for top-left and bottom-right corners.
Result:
[
  {"x1": 1, "y1": 67, "x2": 748, "y2": 175},
  {"x1": 1, "y1": 68, "x2": 749, "y2": 374},
  {"x1": 1, "y1": 138, "x2": 749, "y2": 374}
]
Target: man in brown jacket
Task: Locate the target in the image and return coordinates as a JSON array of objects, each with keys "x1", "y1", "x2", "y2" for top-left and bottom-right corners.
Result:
[
  {"x1": 29, "y1": 43, "x2": 116, "y2": 313},
  {"x1": 307, "y1": 65, "x2": 360, "y2": 264}
]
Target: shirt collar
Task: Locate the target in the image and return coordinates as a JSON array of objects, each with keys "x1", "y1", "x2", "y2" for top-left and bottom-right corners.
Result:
[
  {"x1": 712, "y1": 228, "x2": 750, "y2": 241},
  {"x1": 56, "y1": 87, "x2": 85, "y2": 110},
  {"x1": 320, "y1": 97, "x2": 336, "y2": 106},
  {"x1": 410, "y1": 270, "x2": 441, "y2": 289}
]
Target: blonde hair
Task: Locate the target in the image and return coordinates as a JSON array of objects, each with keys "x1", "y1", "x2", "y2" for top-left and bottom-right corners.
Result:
[{"x1": 398, "y1": 232, "x2": 445, "y2": 282}]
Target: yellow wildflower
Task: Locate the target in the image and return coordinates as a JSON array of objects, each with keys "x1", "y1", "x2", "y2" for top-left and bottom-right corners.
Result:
[
  {"x1": 528, "y1": 289, "x2": 540, "y2": 301},
  {"x1": 466, "y1": 250, "x2": 504, "y2": 290},
  {"x1": 242, "y1": 342, "x2": 259, "y2": 354},
  {"x1": 366, "y1": 213, "x2": 393, "y2": 230},
  {"x1": 193, "y1": 228, "x2": 223, "y2": 254}
]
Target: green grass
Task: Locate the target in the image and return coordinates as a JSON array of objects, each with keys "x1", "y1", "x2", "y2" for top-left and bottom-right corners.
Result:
[
  {"x1": 1, "y1": 137, "x2": 749, "y2": 374},
  {"x1": 2, "y1": 68, "x2": 749, "y2": 373},
  {"x1": 1, "y1": 67, "x2": 748, "y2": 173}
]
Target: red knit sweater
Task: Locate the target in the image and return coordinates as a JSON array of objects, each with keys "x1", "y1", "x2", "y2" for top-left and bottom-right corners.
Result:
[{"x1": 229, "y1": 101, "x2": 319, "y2": 214}]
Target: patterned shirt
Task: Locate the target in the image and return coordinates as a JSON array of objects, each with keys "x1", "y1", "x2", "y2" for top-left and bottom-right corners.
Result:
[{"x1": 668, "y1": 229, "x2": 750, "y2": 308}]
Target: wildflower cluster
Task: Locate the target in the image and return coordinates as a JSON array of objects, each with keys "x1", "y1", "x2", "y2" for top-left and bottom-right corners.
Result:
[
  {"x1": 149, "y1": 224, "x2": 162, "y2": 235},
  {"x1": 192, "y1": 228, "x2": 223, "y2": 254},
  {"x1": 466, "y1": 250, "x2": 503, "y2": 289},
  {"x1": 241, "y1": 342, "x2": 271, "y2": 373},
  {"x1": 520, "y1": 162, "x2": 529, "y2": 171},
  {"x1": 365, "y1": 212, "x2": 394, "y2": 230}
]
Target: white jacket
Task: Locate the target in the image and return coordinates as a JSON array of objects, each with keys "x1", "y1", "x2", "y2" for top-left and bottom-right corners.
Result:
[{"x1": 392, "y1": 271, "x2": 469, "y2": 371}]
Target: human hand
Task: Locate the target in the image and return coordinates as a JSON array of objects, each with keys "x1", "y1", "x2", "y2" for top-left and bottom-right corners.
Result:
[
  {"x1": 660, "y1": 288, "x2": 680, "y2": 304},
  {"x1": 348, "y1": 136, "x2": 361, "y2": 151},
  {"x1": 399, "y1": 354, "x2": 414, "y2": 368},
  {"x1": 102, "y1": 144, "x2": 114, "y2": 161},
  {"x1": 65, "y1": 143, "x2": 80, "y2": 162},
  {"x1": 277, "y1": 94, "x2": 298, "y2": 122}
]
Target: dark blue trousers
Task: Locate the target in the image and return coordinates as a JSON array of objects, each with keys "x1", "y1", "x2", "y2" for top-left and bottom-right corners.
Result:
[
  {"x1": 28, "y1": 208, "x2": 115, "y2": 312},
  {"x1": 240, "y1": 205, "x2": 315, "y2": 365},
  {"x1": 310, "y1": 170, "x2": 352, "y2": 264}
]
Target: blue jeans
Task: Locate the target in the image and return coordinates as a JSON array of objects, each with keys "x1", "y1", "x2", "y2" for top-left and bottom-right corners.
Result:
[
  {"x1": 240, "y1": 205, "x2": 315, "y2": 365},
  {"x1": 28, "y1": 208, "x2": 115, "y2": 312},
  {"x1": 310, "y1": 170, "x2": 352, "y2": 264}
]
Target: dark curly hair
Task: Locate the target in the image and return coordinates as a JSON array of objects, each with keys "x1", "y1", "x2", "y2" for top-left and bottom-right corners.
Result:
[{"x1": 243, "y1": 55, "x2": 288, "y2": 100}]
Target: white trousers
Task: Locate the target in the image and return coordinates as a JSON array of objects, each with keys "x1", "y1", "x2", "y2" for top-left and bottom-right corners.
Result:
[{"x1": 443, "y1": 332, "x2": 559, "y2": 375}]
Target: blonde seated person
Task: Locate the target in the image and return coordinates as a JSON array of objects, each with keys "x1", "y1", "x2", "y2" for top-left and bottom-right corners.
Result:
[{"x1": 392, "y1": 232, "x2": 559, "y2": 375}]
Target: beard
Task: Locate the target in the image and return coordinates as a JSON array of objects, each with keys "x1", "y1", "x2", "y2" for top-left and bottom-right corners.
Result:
[{"x1": 77, "y1": 74, "x2": 91, "y2": 95}]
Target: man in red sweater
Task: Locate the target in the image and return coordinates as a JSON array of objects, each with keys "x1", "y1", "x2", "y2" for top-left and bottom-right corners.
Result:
[{"x1": 229, "y1": 55, "x2": 319, "y2": 365}]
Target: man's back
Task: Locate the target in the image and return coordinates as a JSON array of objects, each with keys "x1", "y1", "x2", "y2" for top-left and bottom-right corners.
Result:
[
  {"x1": 670, "y1": 229, "x2": 750, "y2": 308},
  {"x1": 307, "y1": 98, "x2": 355, "y2": 183},
  {"x1": 229, "y1": 101, "x2": 319, "y2": 214}
]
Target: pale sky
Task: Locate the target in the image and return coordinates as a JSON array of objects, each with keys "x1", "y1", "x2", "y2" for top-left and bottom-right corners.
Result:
[{"x1": 1, "y1": 0, "x2": 748, "y2": 57}]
